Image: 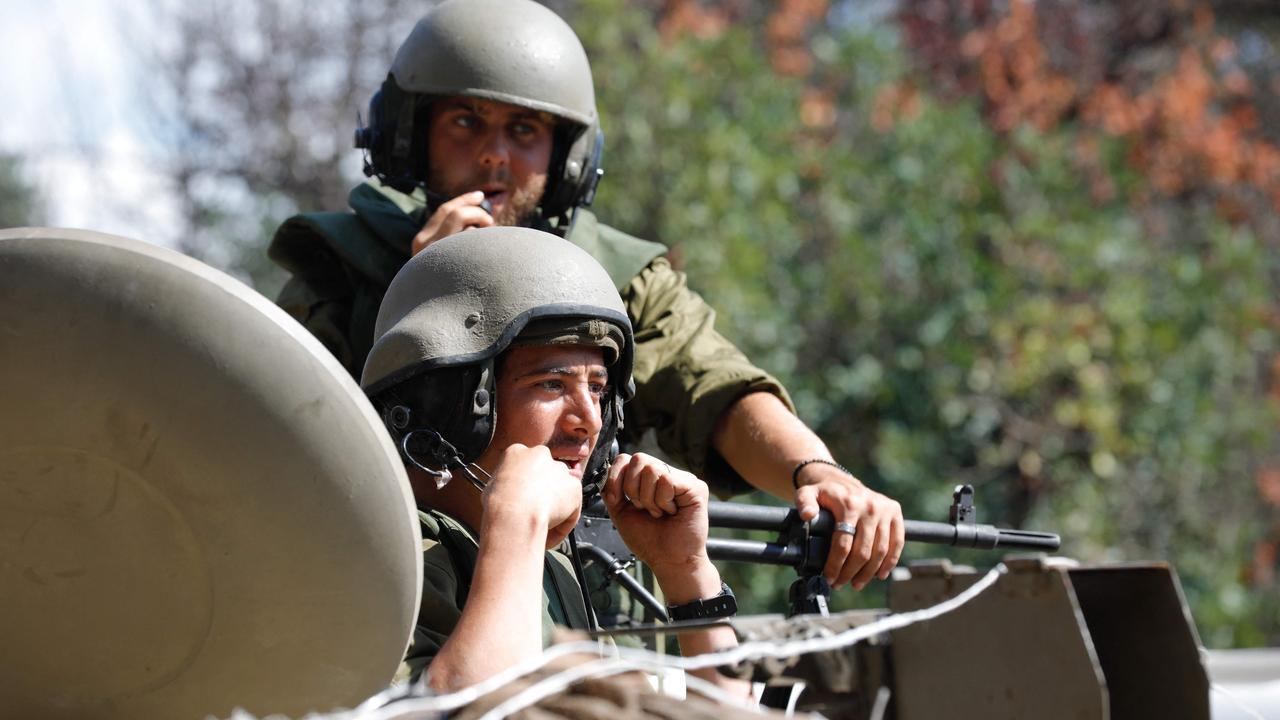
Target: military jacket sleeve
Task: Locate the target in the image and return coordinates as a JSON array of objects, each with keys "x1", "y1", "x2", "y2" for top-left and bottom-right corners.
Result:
[
  {"x1": 622, "y1": 256, "x2": 796, "y2": 496},
  {"x1": 394, "y1": 511, "x2": 594, "y2": 686},
  {"x1": 396, "y1": 536, "x2": 467, "y2": 685}
]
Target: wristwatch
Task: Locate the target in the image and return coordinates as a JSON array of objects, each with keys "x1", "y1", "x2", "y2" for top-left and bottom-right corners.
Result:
[{"x1": 666, "y1": 582, "x2": 737, "y2": 622}]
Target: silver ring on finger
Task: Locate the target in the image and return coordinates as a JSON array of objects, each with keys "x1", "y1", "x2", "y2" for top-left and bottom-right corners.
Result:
[{"x1": 835, "y1": 521, "x2": 857, "y2": 535}]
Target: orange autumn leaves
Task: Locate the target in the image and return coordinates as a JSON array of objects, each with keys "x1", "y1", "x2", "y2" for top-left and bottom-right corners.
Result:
[{"x1": 893, "y1": 0, "x2": 1280, "y2": 211}]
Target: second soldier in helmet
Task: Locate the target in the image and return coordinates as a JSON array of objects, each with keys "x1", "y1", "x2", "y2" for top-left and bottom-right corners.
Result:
[
  {"x1": 364, "y1": 226, "x2": 749, "y2": 693},
  {"x1": 269, "y1": 0, "x2": 904, "y2": 598}
]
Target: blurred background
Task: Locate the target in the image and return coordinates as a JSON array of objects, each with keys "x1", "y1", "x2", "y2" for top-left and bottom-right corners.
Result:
[{"x1": 3, "y1": 0, "x2": 1278, "y2": 648}]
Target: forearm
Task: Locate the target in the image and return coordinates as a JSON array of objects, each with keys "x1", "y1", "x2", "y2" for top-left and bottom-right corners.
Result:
[
  {"x1": 653, "y1": 561, "x2": 752, "y2": 698},
  {"x1": 711, "y1": 391, "x2": 831, "y2": 499},
  {"x1": 712, "y1": 394, "x2": 905, "y2": 591},
  {"x1": 426, "y1": 518, "x2": 548, "y2": 691}
]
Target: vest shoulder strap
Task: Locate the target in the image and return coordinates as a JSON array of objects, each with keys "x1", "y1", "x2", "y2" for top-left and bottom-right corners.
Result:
[{"x1": 268, "y1": 212, "x2": 405, "y2": 290}]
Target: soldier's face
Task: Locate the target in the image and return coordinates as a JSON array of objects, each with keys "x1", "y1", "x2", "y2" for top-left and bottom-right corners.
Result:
[
  {"x1": 426, "y1": 97, "x2": 555, "y2": 226},
  {"x1": 475, "y1": 345, "x2": 607, "y2": 482}
]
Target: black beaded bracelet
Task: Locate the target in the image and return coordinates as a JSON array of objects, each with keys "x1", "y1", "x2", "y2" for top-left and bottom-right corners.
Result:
[{"x1": 792, "y1": 458, "x2": 852, "y2": 488}]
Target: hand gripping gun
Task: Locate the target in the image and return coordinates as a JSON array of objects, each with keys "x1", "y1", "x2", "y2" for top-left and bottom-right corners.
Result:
[{"x1": 575, "y1": 484, "x2": 1061, "y2": 623}]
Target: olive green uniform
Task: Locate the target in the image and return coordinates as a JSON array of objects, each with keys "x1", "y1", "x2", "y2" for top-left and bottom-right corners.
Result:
[
  {"x1": 269, "y1": 179, "x2": 793, "y2": 489},
  {"x1": 397, "y1": 509, "x2": 593, "y2": 685}
]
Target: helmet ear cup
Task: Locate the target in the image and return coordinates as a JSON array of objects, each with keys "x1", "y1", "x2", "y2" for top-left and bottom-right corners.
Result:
[
  {"x1": 542, "y1": 124, "x2": 604, "y2": 220},
  {"x1": 574, "y1": 126, "x2": 605, "y2": 208},
  {"x1": 373, "y1": 365, "x2": 495, "y2": 466},
  {"x1": 353, "y1": 89, "x2": 383, "y2": 162},
  {"x1": 355, "y1": 77, "x2": 429, "y2": 194}
]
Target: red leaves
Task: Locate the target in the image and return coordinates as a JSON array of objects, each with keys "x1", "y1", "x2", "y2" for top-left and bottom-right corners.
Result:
[
  {"x1": 657, "y1": 0, "x2": 730, "y2": 42},
  {"x1": 764, "y1": 0, "x2": 828, "y2": 76},
  {"x1": 901, "y1": 0, "x2": 1280, "y2": 213}
]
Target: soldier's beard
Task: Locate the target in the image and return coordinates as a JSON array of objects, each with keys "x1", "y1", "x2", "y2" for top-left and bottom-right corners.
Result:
[
  {"x1": 500, "y1": 175, "x2": 546, "y2": 227},
  {"x1": 427, "y1": 170, "x2": 547, "y2": 228}
]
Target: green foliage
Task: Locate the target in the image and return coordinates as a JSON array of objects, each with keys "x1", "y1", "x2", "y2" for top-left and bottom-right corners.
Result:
[
  {"x1": 571, "y1": 0, "x2": 1278, "y2": 643},
  {"x1": 0, "y1": 153, "x2": 43, "y2": 228}
]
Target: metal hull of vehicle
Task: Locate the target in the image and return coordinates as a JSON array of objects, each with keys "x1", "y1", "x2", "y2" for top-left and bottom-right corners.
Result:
[{"x1": 0, "y1": 228, "x2": 421, "y2": 720}]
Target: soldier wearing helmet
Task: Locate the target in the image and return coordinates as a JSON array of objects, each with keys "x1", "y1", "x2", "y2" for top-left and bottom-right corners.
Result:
[
  {"x1": 269, "y1": 0, "x2": 903, "y2": 595},
  {"x1": 364, "y1": 227, "x2": 748, "y2": 693}
]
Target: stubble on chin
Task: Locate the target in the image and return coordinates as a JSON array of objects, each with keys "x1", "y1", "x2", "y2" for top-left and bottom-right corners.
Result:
[{"x1": 501, "y1": 174, "x2": 547, "y2": 227}]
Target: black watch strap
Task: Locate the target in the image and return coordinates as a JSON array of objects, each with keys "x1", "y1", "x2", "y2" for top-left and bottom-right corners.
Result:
[{"x1": 666, "y1": 582, "x2": 737, "y2": 622}]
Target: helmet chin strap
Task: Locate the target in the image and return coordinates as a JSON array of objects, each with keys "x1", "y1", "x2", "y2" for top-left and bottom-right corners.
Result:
[
  {"x1": 399, "y1": 425, "x2": 492, "y2": 493},
  {"x1": 455, "y1": 462, "x2": 493, "y2": 493}
]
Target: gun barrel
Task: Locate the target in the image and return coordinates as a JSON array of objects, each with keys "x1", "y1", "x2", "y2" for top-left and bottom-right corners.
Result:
[
  {"x1": 706, "y1": 502, "x2": 1061, "y2": 567},
  {"x1": 906, "y1": 520, "x2": 1061, "y2": 550},
  {"x1": 994, "y1": 528, "x2": 1062, "y2": 551}
]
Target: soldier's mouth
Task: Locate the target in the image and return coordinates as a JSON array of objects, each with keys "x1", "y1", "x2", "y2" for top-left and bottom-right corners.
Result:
[
  {"x1": 481, "y1": 187, "x2": 507, "y2": 210},
  {"x1": 554, "y1": 456, "x2": 585, "y2": 478}
]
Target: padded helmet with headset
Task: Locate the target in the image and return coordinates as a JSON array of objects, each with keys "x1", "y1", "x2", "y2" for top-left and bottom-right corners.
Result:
[
  {"x1": 354, "y1": 0, "x2": 604, "y2": 222},
  {"x1": 362, "y1": 226, "x2": 633, "y2": 498}
]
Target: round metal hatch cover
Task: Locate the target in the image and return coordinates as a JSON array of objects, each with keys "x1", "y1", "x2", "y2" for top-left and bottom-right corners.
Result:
[{"x1": 0, "y1": 228, "x2": 421, "y2": 719}]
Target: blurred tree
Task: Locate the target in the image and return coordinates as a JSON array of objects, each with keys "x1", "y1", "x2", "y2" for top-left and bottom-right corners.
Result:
[
  {"x1": 893, "y1": 0, "x2": 1280, "y2": 646},
  {"x1": 137, "y1": 0, "x2": 421, "y2": 291},
  {"x1": 572, "y1": 0, "x2": 1279, "y2": 644},
  {"x1": 0, "y1": 153, "x2": 43, "y2": 228}
]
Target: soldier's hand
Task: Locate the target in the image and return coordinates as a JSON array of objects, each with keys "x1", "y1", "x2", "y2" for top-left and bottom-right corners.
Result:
[
  {"x1": 411, "y1": 191, "x2": 494, "y2": 256},
  {"x1": 603, "y1": 452, "x2": 710, "y2": 575},
  {"x1": 793, "y1": 463, "x2": 904, "y2": 591},
  {"x1": 482, "y1": 443, "x2": 581, "y2": 549}
]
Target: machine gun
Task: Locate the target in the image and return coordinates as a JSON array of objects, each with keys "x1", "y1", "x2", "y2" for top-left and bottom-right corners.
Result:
[
  {"x1": 575, "y1": 484, "x2": 1060, "y2": 623},
  {"x1": 577, "y1": 486, "x2": 1231, "y2": 720}
]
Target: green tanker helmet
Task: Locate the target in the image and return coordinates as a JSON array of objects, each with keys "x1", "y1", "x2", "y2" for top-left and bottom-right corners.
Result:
[
  {"x1": 363, "y1": 226, "x2": 633, "y2": 497},
  {"x1": 355, "y1": 0, "x2": 604, "y2": 220}
]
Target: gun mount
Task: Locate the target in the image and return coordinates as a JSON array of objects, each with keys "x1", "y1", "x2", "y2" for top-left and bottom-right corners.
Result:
[{"x1": 724, "y1": 556, "x2": 1216, "y2": 720}]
